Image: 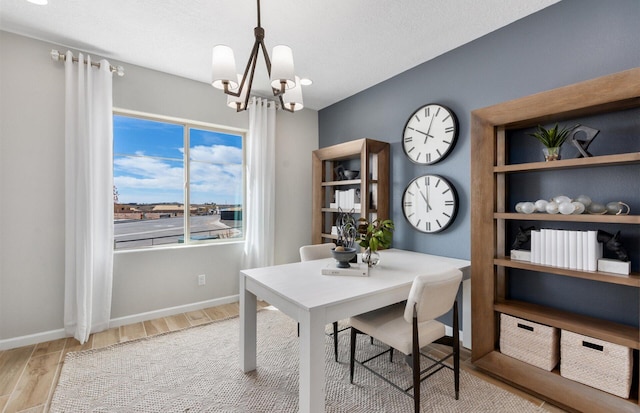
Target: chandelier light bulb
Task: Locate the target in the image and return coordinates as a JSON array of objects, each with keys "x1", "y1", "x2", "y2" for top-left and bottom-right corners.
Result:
[{"x1": 211, "y1": 45, "x2": 238, "y2": 90}]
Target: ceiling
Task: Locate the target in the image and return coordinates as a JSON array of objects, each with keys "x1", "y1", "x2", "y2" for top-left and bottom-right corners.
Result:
[{"x1": 1, "y1": 0, "x2": 559, "y2": 110}]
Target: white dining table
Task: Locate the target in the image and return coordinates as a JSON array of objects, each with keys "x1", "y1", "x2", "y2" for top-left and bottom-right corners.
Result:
[{"x1": 239, "y1": 248, "x2": 471, "y2": 413}]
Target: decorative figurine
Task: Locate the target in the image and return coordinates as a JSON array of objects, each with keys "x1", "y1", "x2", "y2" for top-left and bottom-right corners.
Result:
[
  {"x1": 570, "y1": 124, "x2": 600, "y2": 158},
  {"x1": 334, "y1": 164, "x2": 347, "y2": 180},
  {"x1": 597, "y1": 230, "x2": 629, "y2": 262},
  {"x1": 511, "y1": 226, "x2": 536, "y2": 250}
]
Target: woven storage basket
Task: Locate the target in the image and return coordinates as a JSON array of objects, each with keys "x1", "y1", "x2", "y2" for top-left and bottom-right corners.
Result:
[
  {"x1": 560, "y1": 330, "x2": 633, "y2": 398},
  {"x1": 499, "y1": 314, "x2": 559, "y2": 371}
]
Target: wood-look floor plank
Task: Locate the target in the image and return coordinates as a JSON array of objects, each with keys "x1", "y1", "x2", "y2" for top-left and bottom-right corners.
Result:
[
  {"x1": 185, "y1": 310, "x2": 211, "y2": 326},
  {"x1": 143, "y1": 318, "x2": 170, "y2": 336},
  {"x1": 3, "y1": 352, "x2": 60, "y2": 413},
  {"x1": 32, "y1": 339, "x2": 66, "y2": 358},
  {"x1": 92, "y1": 327, "x2": 119, "y2": 349},
  {"x1": 164, "y1": 314, "x2": 190, "y2": 331},
  {"x1": 203, "y1": 306, "x2": 230, "y2": 321},
  {"x1": 0, "y1": 346, "x2": 35, "y2": 396},
  {"x1": 119, "y1": 322, "x2": 146, "y2": 342}
]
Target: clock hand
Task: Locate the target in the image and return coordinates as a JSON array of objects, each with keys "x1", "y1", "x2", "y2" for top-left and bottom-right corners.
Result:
[
  {"x1": 425, "y1": 181, "x2": 432, "y2": 212},
  {"x1": 420, "y1": 189, "x2": 428, "y2": 208},
  {"x1": 423, "y1": 111, "x2": 436, "y2": 144}
]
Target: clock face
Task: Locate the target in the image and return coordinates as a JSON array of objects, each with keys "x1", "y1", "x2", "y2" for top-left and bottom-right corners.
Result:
[
  {"x1": 402, "y1": 104, "x2": 459, "y2": 164},
  {"x1": 402, "y1": 174, "x2": 458, "y2": 233}
]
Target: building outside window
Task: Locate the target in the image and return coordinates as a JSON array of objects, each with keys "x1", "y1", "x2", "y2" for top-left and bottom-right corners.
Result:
[{"x1": 113, "y1": 111, "x2": 245, "y2": 250}]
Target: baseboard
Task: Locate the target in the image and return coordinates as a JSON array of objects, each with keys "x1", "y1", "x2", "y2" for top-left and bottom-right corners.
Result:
[
  {"x1": 109, "y1": 295, "x2": 239, "y2": 328},
  {"x1": 444, "y1": 326, "x2": 466, "y2": 349},
  {"x1": 0, "y1": 295, "x2": 239, "y2": 351}
]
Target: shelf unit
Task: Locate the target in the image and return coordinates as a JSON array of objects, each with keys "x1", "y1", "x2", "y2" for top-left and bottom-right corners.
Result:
[
  {"x1": 312, "y1": 138, "x2": 389, "y2": 245},
  {"x1": 471, "y1": 68, "x2": 640, "y2": 413}
]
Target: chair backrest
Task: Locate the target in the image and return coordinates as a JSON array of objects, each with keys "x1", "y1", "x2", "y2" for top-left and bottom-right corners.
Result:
[
  {"x1": 403, "y1": 268, "x2": 463, "y2": 323},
  {"x1": 299, "y1": 243, "x2": 336, "y2": 262}
]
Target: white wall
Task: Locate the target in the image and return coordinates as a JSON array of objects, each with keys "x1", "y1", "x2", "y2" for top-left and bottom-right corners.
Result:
[{"x1": 0, "y1": 31, "x2": 318, "y2": 345}]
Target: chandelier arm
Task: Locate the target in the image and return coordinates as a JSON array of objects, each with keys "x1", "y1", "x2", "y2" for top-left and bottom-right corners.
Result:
[
  {"x1": 223, "y1": 38, "x2": 261, "y2": 98},
  {"x1": 279, "y1": 94, "x2": 294, "y2": 113},
  {"x1": 242, "y1": 42, "x2": 261, "y2": 111}
]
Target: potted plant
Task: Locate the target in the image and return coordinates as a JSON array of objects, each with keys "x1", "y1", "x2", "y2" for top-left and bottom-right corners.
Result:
[
  {"x1": 528, "y1": 123, "x2": 573, "y2": 161},
  {"x1": 356, "y1": 218, "x2": 394, "y2": 266}
]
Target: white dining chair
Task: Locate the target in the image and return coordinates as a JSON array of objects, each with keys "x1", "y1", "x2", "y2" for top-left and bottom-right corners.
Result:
[
  {"x1": 299, "y1": 243, "x2": 346, "y2": 361},
  {"x1": 349, "y1": 267, "x2": 462, "y2": 413}
]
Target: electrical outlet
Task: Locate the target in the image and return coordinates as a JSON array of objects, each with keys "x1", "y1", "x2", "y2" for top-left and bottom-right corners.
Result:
[{"x1": 198, "y1": 274, "x2": 206, "y2": 286}]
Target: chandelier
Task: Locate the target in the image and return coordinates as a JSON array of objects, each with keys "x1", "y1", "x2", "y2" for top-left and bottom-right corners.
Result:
[{"x1": 211, "y1": 0, "x2": 303, "y2": 112}]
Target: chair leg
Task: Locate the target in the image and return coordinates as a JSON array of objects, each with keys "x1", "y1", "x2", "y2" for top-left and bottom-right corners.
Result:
[
  {"x1": 350, "y1": 327, "x2": 357, "y2": 384},
  {"x1": 453, "y1": 300, "x2": 460, "y2": 400},
  {"x1": 333, "y1": 321, "x2": 339, "y2": 362},
  {"x1": 412, "y1": 315, "x2": 420, "y2": 413}
]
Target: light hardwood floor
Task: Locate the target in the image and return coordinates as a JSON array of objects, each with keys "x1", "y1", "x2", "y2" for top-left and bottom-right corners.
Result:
[{"x1": 0, "y1": 302, "x2": 567, "y2": 413}]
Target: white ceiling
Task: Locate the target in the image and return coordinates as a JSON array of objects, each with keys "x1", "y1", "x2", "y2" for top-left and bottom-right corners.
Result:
[{"x1": 1, "y1": 0, "x2": 559, "y2": 110}]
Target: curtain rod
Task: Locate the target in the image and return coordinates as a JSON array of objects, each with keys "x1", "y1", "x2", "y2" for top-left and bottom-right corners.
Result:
[{"x1": 50, "y1": 49, "x2": 125, "y2": 77}]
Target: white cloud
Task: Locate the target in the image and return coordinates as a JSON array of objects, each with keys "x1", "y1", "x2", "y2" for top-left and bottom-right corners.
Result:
[{"x1": 114, "y1": 145, "x2": 243, "y2": 204}]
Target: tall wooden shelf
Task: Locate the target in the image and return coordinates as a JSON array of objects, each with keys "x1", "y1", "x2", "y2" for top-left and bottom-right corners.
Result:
[
  {"x1": 471, "y1": 68, "x2": 640, "y2": 413},
  {"x1": 312, "y1": 138, "x2": 390, "y2": 245}
]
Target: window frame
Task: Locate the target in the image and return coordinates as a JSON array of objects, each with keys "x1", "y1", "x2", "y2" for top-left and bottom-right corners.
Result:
[{"x1": 113, "y1": 108, "x2": 247, "y2": 251}]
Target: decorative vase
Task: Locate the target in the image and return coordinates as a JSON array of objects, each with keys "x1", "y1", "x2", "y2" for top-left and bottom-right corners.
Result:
[
  {"x1": 362, "y1": 247, "x2": 380, "y2": 267},
  {"x1": 542, "y1": 147, "x2": 561, "y2": 161}
]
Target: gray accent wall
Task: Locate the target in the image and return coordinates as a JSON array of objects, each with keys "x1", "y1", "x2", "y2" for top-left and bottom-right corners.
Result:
[{"x1": 318, "y1": 0, "x2": 639, "y2": 326}]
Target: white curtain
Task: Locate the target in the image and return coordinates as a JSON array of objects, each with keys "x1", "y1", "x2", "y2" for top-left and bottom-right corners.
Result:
[
  {"x1": 243, "y1": 97, "x2": 276, "y2": 269},
  {"x1": 64, "y1": 51, "x2": 114, "y2": 344}
]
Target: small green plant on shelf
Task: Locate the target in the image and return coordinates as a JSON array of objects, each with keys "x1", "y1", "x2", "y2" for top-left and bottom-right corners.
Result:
[{"x1": 528, "y1": 123, "x2": 574, "y2": 161}]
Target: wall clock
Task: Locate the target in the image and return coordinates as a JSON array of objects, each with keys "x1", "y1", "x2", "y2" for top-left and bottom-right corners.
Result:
[
  {"x1": 402, "y1": 103, "x2": 459, "y2": 164},
  {"x1": 402, "y1": 174, "x2": 458, "y2": 233}
]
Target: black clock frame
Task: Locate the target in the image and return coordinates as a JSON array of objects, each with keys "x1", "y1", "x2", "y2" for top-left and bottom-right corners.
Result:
[{"x1": 401, "y1": 103, "x2": 459, "y2": 165}]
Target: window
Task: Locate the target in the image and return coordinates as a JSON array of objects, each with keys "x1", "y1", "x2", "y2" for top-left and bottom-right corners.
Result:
[{"x1": 113, "y1": 111, "x2": 245, "y2": 250}]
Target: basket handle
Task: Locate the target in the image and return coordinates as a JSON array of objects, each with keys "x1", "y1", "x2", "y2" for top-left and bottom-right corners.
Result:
[
  {"x1": 517, "y1": 323, "x2": 534, "y2": 332},
  {"x1": 582, "y1": 341, "x2": 604, "y2": 351}
]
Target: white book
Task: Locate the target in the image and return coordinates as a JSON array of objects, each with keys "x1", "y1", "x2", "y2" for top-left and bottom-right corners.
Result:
[
  {"x1": 556, "y1": 230, "x2": 565, "y2": 268},
  {"x1": 541, "y1": 229, "x2": 549, "y2": 266},
  {"x1": 576, "y1": 231, "x2": 583, "y2": 271},
  {"x1": 587, "y1": 230, "x2": 599, "y2": 271},
  {"x1": 531, "y1": 230, "x2": 540, "y2": 264},
  {"x1": 581, "y1": 231, "x2": 589, "y2": 270},
  {"x1": 568, "y1": 231, "x2": 578, "y2": 270},
  {"x1": 550, "y1": 229, "x2": 558, "y2": 267},
  {"x1": 321, "y1": 262, "x2": 369, "y2": 277},
  {"x1": 563, "y1": 231, "x2": 570, "y2": 269}
]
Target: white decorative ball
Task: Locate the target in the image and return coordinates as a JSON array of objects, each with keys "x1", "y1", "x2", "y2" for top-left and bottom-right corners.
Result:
[
  {"x1": 552, "y1": 195, "x2": 572, "y2": 204},
  {"x1": 574, "y1": 195, "x2": 592, "y2": 207},
  {"x1": 521, "y1": 202, "x2": 536, "y2": 214},
  {"x1": 572, "y1": 201, "x2": 585, "y2": 214},
  {"x1": 515, "y1": 202, "x2": 525, "y2": 213},
  {"x1": 558, "y1": 201, "x2": 576, "y2": 215},
  {"x1": 587, "y1": 202, "x2": 606, "y2": 214},
  {"x1": 545, "y1": 201, "x2": 559, "y2": 214},
  {"x1": 534, "y1": 199, "x2": 549, "y2": 212}
]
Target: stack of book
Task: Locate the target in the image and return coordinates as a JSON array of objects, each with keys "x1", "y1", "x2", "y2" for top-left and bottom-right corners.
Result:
[
  {"x1": 329, "y1": 189, "x2": 360, "y2": 211},
  {"x1": 528, "y1": 229, "x2": 602, "y2": 271}
]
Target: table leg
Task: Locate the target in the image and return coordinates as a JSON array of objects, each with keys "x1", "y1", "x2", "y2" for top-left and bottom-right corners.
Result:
[
  {"x1": 240, "y1": 274, "x2": 257, "y2": 372},
  {"x1": 298, "y1": 308, "x2": 325, "y2": 413}
]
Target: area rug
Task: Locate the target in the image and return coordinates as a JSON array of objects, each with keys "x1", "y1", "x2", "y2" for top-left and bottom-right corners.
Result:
[{"x1": 50, "y1": 308, "x2": 543, "y2": 412}]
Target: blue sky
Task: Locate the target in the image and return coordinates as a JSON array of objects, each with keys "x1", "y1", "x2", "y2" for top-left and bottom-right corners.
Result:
[{"x1": 113, "y1": 115, "x2": 243, "y2": 205}]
